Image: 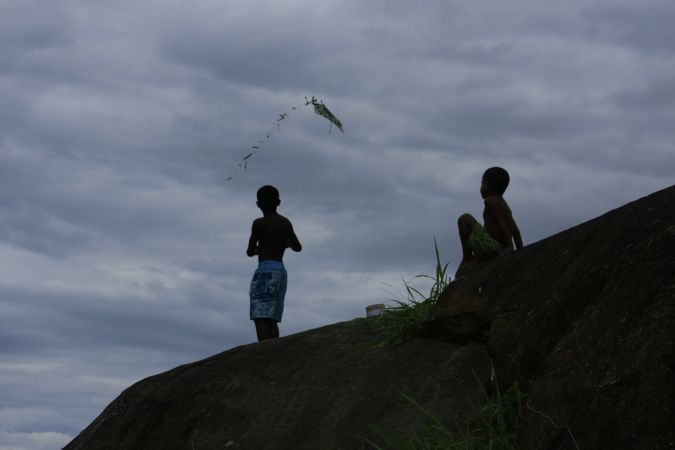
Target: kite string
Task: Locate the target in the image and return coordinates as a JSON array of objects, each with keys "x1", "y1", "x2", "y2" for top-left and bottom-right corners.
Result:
[{"x1": 224, "y1": 97, "x2": 342, "y2": 181}]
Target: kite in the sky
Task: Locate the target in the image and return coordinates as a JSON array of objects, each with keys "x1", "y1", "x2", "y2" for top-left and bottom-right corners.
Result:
[
  {"x1": 225, "y1": 96, "x2": 343, "y2": 181},
  {"x1": 306, "y1": 96, "x2": 343, "y2": 134}
]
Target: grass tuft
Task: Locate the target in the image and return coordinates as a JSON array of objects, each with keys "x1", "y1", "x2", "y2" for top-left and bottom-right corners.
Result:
[
  {"x1": 365, "y1": 375, "x2": 525, "y2": 450},
  {"x1": 375, "y1": 238, "x2": 450, "y2": 346},
  {"x1": 367, "y1": 240, "x2": 525, "y2": 449}
]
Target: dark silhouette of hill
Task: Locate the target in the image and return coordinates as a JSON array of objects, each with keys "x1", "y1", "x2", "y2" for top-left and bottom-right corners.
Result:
[{"x1": 65, "y1": 185, "x2": 674, "y2": 449}]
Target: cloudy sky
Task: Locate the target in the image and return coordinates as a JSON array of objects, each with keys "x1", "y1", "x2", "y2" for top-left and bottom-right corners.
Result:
[{"x1": 1, "y1": 0, "x2": 674, "y2": 448}]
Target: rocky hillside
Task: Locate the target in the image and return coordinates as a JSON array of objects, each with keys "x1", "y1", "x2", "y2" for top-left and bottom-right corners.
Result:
[{"x1": 66, "y1": 186, "x2": 674, "y2": 449}]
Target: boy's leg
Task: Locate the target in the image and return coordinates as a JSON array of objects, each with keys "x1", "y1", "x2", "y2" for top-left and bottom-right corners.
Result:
[
  {"x1": 254, "y1": 319, "x2": 279, "y2": 341},
  {"x1": 253, "y1": 319, "x2": 266, "y2": 341},
  {"x1": 456, "y1": 213, "x2": 478, "y2": 276},
  {"x1": 254, "y1": 319, "x2": 273, "y2": 341}
]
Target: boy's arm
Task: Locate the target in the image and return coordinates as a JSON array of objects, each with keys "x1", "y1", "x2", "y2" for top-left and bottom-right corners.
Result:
[
  {"x1": 484, "y1": 198, "x2": 514, "y2": 249},
  {"x1": 246, "y1": 221, "x2": 259, "y2": 257},
  {"x1": 286, "y1": 220, "x2": 302, "y2": 252},
  {"x1": 512, "y1": 221, "x2": 523, "y2": 250}
]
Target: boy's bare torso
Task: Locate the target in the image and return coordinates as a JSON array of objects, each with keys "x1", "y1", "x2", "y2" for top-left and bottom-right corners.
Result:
[
  {"x1": 483, "y1": 195, "x2": 521, "y2": 250},
  {"x1": 247, "y1": 213, "x2": 301, "y2": 263}
]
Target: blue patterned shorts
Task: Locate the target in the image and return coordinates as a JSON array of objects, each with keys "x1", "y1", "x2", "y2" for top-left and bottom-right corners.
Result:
[{"x1": 249, "y1": 260, "x2": 287, "y2": 322}]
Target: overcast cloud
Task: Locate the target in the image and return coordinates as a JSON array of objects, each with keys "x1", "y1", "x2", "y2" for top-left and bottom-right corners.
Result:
[{"x1": 1, "y1": 0, "x2": 674, "y2": 448}]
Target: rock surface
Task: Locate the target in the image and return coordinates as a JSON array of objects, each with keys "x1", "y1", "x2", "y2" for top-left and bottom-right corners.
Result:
[
  {"x1": 423, "y1": 185, "x2": 675, "y2": 449},
  {"x1": 65, "y1": 322, "x2": 493, "y2": 449},
  {"x1": 66, "y1": 186, "x2": 675, "y2": 450}
]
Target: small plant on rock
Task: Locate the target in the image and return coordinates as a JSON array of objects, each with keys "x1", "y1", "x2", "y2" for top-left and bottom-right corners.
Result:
[
  {"x1": 376, "y1": 239, "x2": 451, "y2": 346},
  {"x1": 366, "y1": 376, "x2": 525, "y2": 449}
]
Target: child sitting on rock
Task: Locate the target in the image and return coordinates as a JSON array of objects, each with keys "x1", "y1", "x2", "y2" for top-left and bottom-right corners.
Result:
[
  {"x1": 246, "y1": 185, "x2": 302, "y2": 341},
  {"x1": 456, "y1": 167, "x2": 523, "y2": 277}
]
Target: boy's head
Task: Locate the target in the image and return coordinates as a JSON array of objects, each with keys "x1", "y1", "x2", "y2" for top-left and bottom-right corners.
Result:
[
  {"x1": 481, "y1": 167, "x2": 510, "y2": 197},
  {"x1": 256, "y1": 185, "x2": 280, "y2": 210}
]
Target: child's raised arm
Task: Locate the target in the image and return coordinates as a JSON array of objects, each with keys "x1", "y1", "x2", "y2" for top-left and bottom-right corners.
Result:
[
  {"x1": 246, "y1": 220, "x2": 259, "y2": 257},
  {"x1": 512, "y1": 221, "x2": 523, "y2": 250},
  {"x1": 286, "y1": 220, "x2": 302, "y2": 252}
]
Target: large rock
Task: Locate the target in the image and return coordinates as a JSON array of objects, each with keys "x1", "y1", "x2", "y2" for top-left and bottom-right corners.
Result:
[
  {"x1": 422, "y1": 185, "x2": 675, "y2": 449},
  {"x1": 66, "y1": 186, "x2": 675, "y2": 449},
  {"x1": 65, "y1": 322, "x2": 493, "y2": 449}
]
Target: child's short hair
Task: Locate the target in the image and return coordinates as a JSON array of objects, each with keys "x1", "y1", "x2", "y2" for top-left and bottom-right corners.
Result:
[
  {"x1": 483, "y1": 167, "x2": 510, "y2": 194},
  {"x1": 257, "y1": 185, "x2": 280, "y2": 208}
]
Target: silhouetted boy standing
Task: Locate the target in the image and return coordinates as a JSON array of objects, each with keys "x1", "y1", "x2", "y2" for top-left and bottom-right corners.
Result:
[
  {"x1": 456, "y1": 167, "x2": 523, "y2": 277},
  {"x1": 247, "y1": 185, "x2": 302, "y2": 341}
]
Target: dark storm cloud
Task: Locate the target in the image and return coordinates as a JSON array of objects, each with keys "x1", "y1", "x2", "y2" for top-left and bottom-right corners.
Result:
[
  {"x1": 0, "y1": 1, "x2": 72, "y2": 51},
  {"x1": 155, "y1": 3, "x2": 364, "y2": 96},
  {"x1": 0, "y1": 151, "x2": 221, "y2": 258},
  {"x1": 613, "y1": 76, "x2": 675, "y2": 112},
  {"x1": 583, "y1": 1, "x2": 675, "y2": 55},
  {"x1": 161, "y1": 28, "x2": 327, "y2": 92},
  {"x1": 0, "y1": 268, "x2": 251, "y2": 369}
]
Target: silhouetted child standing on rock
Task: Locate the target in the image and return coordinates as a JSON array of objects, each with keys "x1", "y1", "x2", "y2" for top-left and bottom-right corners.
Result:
[
  {"x1": 247, "y1": 185, "x2": 302, "y2": 341},
  {"x1": 456, "y1": 167, "x2": 523, "y2": 277}
]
